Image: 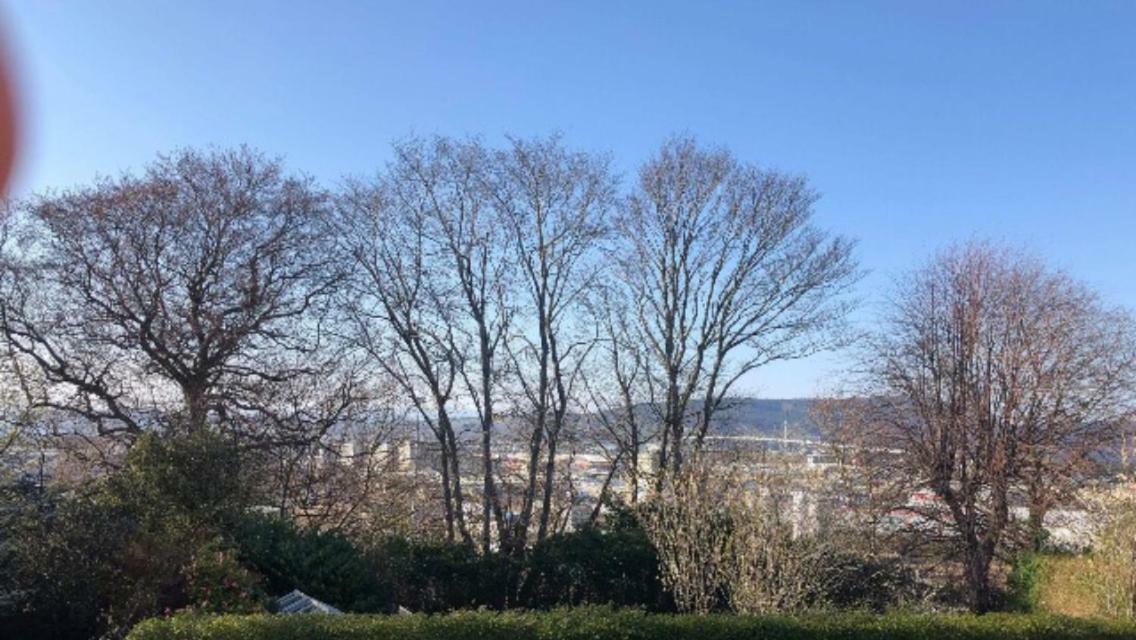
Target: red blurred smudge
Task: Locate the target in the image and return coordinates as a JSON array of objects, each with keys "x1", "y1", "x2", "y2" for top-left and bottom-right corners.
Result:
[{"x1": 0, "y1": 41, "x2": 18, "y2": 196}]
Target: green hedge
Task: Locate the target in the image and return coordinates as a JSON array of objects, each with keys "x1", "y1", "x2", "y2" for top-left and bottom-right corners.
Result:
[{"x1": 127, "y1": 608, "x2": 1136, "y2": 640}]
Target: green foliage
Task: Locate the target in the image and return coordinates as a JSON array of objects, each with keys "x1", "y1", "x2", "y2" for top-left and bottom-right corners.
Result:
[
  {"x1": 14, "y1": 431, "x2": 1113, "y2": 640},
  {"x1": 367, "y1": 506, "x2": 668, "y2": 613},
  {"x1": 1, "y1": 463, "x2": 670, "y2": 639},
  {"x1": 1007, "y1": 551, "x2": 1047, "y2": 613},
  {"x1": 0, "y1": 430, "x2": 262, "y2": 639},
  {"x1": 518, "y1": 524, "x2": 666, "y2": 610},
  {"x1": 232, "y1": 513, "x2": 393, "y2": 613},
  {"x1": 0, "y1": 481, "x2": 131, "y2": 639},
  {"x1": 372, "y1": 536, "x2": 516, "y2": 612},
  {"x1": 126, "y1": 608, "x2": 1136, "y2": 640},
  {"x1": 110, "y1": 430, "x2": 252, "y2": 528},
  {"x1": 183, "y1": 539, "x2": 265, "y2": 615}
]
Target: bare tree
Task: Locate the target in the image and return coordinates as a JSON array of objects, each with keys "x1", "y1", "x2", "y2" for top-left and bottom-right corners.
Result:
[
  {"x1": 346, "y1": 135, "x2": 618, "y2": 552},
  {"x1": 337, "y1": 171, "x2": 475, "y2": 545},
  {"x1": 1013, "y1": 282, "x2": 1136, "y2": 549},
  {"x1": 385, "y1": 137, "x2": 513, "y2": 553},
  {"x1": 247, "y1": 364, "x2": 398, "y2": 532},
  {"x1": 810, "y1": 396, "x2": 915, "y2": 556},
  {"x1": 614, "y1": 136, "x2": 857, "y2": 480},
  {"x1": 869, "y1": 242, "x2": 1136, "y2": 612},
  {"x1": 486, "y1": 136, "x2": 615, "y2": 546},
  {"x1": 0, "y1": 148, "x2": 356, "y2": 453},
  {"x1": 582, "y1": 284, "x2": 656, "y2": 510},
  {"x1": 0, "y1": 214, "x2": 35, "y2": 462}
]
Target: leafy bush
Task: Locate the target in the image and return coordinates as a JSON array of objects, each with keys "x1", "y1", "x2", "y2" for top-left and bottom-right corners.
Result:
[
  {"x1": 183, "y1": 539, "x2": 264, "y2": 614},
  {"x1": 517, "y1": 523, "x2": 666, "y2": 610},
  {"x1": 109, "y1": 431, "x2": 252, "y2": 528},
  {"x1": 372, "y1": 536, "x2": 517, "y2": 612},
  {"x1": 233, "y1": 513, "x2": 393, "y2": 613},
  {"x1": 127, "y1": 607, "x2": 1136, "y2": 640},
  {"x1": 0, "y1": 481, "x2": 130, "y2": 639},
  {"x1": 1007, "y1": 551, "x2": 1047, "y2": 613},
  {"x1": 367, "y1": 503, "x2": 668, "y2": 613},
  {"x1": 0, "y1": 431, "x2": 261, "y2": 639}
]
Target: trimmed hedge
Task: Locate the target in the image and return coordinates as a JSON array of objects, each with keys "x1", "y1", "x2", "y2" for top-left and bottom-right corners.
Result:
[{"x1": 127, "y1": 608, "x2": 1136, "y2": 640}]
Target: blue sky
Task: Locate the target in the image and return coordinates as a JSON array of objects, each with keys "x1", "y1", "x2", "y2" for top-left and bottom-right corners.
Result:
[{"x1": 2, "y1": 1, "x2": 1134, "y2": 397}]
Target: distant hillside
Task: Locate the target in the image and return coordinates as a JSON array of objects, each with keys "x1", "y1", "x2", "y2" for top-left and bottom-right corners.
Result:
[
  {"x1": 709, "y1": 398, "x2": 820, "y2": 439},
  {"x1": 435, "y1": 397, "x2": 822, "y2": 444}
]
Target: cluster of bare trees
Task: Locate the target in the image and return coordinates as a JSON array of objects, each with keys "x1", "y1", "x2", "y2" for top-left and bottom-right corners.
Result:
[
  {"x1": 3, "y1": 134, "x2": 1131, "y2": 615},
  {"x1": 0, "y1": 135, "x2": 857, "y2": 553},
  {"x1": 335, "y1": 136, "x2": 616, "y2": 550},
  {"x1": 642, "y1": 243, "x2": 1136, "y2": 615},
  {"x1": 332, "y1": 135, "x2": 855, "y2": 551}
]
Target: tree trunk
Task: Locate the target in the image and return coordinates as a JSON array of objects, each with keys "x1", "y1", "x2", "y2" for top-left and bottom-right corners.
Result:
[
  {"x1": 183, "y1": 383, "x2": 209, "y2": 432},
  {"x1": 629, "y1": 416, "x2": 640, "y2": 504},
  {"x1": 444, "y1": 422, "x2": 474, "y2": 547},
  {"x1": 1027, "y1": 502, "x2": 1047, "y2": 552},
  {"x1": 537, "y1": 435, "x2": 558, "y2": 540},
  {"x1": 439, "y1": 448, "x2": 456, "y2": 542},
  {"x1": 964, "y1": 540, "x2": 996, "y2": 613},
  {"x1": 513, "y1": 418, "x2": 545, "y2": 553},
  {"x1": 478, "y1": 325, "x2": 506, "y2": 552}
]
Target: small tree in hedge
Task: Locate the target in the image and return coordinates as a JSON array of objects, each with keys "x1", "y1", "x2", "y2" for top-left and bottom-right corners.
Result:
[
  {"x1": 108, "y1": 429, "x2": 252, "y2": 528},
  {"x1": 725, "y1": 483, "x2": 838, "y2": 614}
]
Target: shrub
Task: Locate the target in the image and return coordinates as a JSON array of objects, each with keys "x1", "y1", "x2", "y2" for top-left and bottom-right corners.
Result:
[
  {"x1": 518, "y1": 524, "x2": 666, "y2": 610},
  {"x1": 183, "y1": 538, "x2": 265, "y2": 615},
  {"x1": 1036, "y1": 554, "x2": 1103, "y2": 618},
  {"x1": 127, "y1": 608, "x2": 1136, "y2": 640},
  {"x1": 109, "y1": 430, "x2": 252, "y2": 529},
  {"x1": 232, "y1": 513, "x2": 393, "y2": 613},
  {"x1": 0, "y1": 430, "x2": 263, "y2": 640},
  {"x1": 639, "y1": 461, "x2": 735, "y2": 613},
  {"x1": 372, "y1": 536, "x2": 516, "y2": 612},
  {"x1": 368, "y1": 507, "x2": 667, "y2": 613},
  {"x1": 1083, "y1": 484, "x2": 1136, "y2": 619},
  {"x1": 0, "y1": 482, "x2": 129, "y2": 639},
  {"x1": 824, "y1": 552, "x2": 935, "y2": 612},
  {"x1": 1007, "y1": 551, "x2": 1047, "y2": 613}
]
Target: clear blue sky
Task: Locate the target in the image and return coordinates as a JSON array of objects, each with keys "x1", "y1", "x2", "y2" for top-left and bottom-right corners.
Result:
[{"x1": 3, "y1": 1, "x2": 1134, "y2": 397}]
